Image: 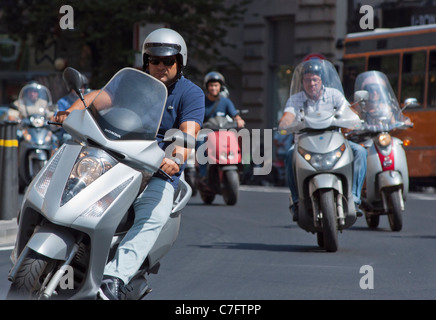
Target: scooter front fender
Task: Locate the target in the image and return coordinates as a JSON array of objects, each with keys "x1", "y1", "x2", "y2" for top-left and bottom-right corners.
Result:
[
  {"x1": 308, "y1": 173, "x2": 343, "y2": 195},
  {"x1": 377, "y1": 170, "x2": 403, "y2": 190},
  {"x1": 27, "y1": 224, "x2": 76, "y2": 260},
  {"x1": 221, "y1": 165, "x2": 239, "y2": 172},
  {"x1": 8, "y1": 224, "x2": 75, "y2": 282},
  {"x1": 28, "y1": 149, "x2": 49, "y2": 161}
]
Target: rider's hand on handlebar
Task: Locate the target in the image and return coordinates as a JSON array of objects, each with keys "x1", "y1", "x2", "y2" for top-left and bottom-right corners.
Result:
[
  {"x1": 53, "y1": 111, "x2": 70, "y2": 124},
  {"x1": 160, "y1": 157, "x2": 181, "y2": 176},
  {"x1": 236, "y1": 118, "x2": 245, "y2": 129}
]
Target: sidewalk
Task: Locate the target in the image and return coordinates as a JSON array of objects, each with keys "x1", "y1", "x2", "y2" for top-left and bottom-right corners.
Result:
[{"x1": 0, "y1": 218, "x2": 18, "y2": 248}]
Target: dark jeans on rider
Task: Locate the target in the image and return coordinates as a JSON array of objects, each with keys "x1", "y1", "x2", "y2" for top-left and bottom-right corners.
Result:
[{"x1": 285, "y1": 140, "x2": 367, "y2": 206}]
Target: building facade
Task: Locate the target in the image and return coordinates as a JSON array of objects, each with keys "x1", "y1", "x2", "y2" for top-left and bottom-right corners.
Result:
[
  {"x1": 212, "y1": 0, "x2": 347, "y2": 130},
  {"x1": 2, "y1": 0, "x2": 436, "y2": 129}
]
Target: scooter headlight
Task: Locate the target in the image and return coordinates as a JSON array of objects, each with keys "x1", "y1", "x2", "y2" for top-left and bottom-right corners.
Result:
[
  {"x1": 377, "y1": 133, "x2": 392, "y2": 147},
  {"x1": 61, "y1": 147, "x2": 118, "y2": 206},
  {"x1": 220, "y1": 151, "x2": 228, "y2": 160},
  {"x1": 298, "y1": 143, "x2": 346, "y2": 171},
  {"x1": 30, "y1": 116, "x2": 45, "y2": 127}
]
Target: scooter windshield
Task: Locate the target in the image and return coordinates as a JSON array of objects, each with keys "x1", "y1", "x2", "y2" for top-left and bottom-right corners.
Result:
[
  {"x1": 88, "y1": 68, "x2": 167, "y2": 141},
  {"x1": 280, "y1": 59, "x2": 361, "y2": 133},
  {"x1": 17, "y1": 83, "x2": 52, "y2": 117},
  {"x1": 353, "y1": 70, "x2": 411, "y2": 132}
]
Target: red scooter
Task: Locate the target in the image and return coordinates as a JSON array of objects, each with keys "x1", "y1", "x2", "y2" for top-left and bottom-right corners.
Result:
[{"x1": 196, "y1": 116, "x2": 242, "y2": 205}]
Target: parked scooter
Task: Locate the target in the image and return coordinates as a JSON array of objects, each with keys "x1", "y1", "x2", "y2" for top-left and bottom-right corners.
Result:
[
  {"x1": 196, "y1": 115, "x2": 241, "y2": 205},
  {"x1": 279, "y1": 59, "x2": 362, "y2": 252},
  {"x1": 14, "y1": 83, "x2": 57, "y2": 192},
  {"x1": 7, "y1": 67, "x2": 194, "y2": 300},
  {"x1": 347, "y1": 71, "x2": 414, "y2": 231}
]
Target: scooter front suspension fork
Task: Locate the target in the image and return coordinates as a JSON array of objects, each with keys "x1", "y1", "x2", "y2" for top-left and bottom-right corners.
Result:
[{"x1": 337, "y1": 193, "x2": 345, "y2": 226}]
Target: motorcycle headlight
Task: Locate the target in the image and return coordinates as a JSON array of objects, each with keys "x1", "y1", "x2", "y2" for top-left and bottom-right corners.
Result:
[
  {"x1": 61, "y1": 147, "x2": 118, "y2": 206},
  {"x1": 220, "y1": 151, "x2": 228, "y2": 160},
  {"x1": 298, "y1": 143, "x2": 346, "y2": 171},
  {"x1": 377, "y1": 133, "x2": 392, "y2": 147},
  {"x1": 30, "y1": 116, "x2": 45, "y2": 127}
]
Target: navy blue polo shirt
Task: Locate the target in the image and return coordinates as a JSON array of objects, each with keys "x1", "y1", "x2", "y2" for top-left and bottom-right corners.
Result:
[
  {"x1": 204, "y1": 96, "x2": 238, "y2": 121},
  {"x1": 156, "y1": 76, "x2": 205, "y2": 188},
  {"x1": 98, "y1": 72, "x2": 204, "y2": 189}
]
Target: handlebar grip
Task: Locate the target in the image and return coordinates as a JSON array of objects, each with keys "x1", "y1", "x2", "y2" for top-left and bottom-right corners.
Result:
[{"x1": 47, "y1": 121, "x2": 63, "y2": 126}]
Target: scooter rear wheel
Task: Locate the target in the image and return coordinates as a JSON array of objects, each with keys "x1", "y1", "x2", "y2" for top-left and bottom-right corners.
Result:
[{"x1": 319, "y1": 189, "x2": 338, "y2": 252}]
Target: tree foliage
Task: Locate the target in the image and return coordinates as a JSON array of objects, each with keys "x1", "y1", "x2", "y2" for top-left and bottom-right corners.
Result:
[{"x1": 2, "y1": 0, "x2": 251, "y2": 87}]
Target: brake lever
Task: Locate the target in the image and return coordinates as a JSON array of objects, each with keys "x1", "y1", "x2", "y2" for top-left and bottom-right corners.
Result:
[
  {"x1": 47, "y1": 121, "x2": 63, "y2": 126},
  {"x1": 158, "y1": 168, "x2": 175, "y2": 182}
]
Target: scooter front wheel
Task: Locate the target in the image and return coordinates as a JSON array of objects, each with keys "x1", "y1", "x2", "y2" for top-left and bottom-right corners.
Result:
[
  {"x1": 7, "y1": 250, "x2": 57, "y2": 300},
  {"x1": 222, "y1": 170, "x2": 239, "y2": 205},
  {"x1": 319, "y1": 189, "x2": 338, "y2": 252},
  {"x1": 387, "y1": 190, "x2": 403, "y2": 232}
]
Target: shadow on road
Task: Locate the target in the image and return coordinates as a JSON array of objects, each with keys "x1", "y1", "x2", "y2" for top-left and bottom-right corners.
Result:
[{"x1": 194, "y1": 242, "x2": 326, "y2": 253}]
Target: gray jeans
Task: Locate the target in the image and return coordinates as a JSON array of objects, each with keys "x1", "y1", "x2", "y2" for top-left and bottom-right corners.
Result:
[{"x1": 104, "y1": 177, "x2": 175, "y2": 284}]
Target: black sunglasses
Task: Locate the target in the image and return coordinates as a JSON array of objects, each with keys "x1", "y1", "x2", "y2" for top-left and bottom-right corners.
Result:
[{"x1": 148, "y1": 57, "x2": 177, "y2": 67}]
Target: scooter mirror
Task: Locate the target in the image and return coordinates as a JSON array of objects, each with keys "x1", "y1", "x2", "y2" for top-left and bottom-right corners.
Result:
[
  {"x1": 354, "y1": 90, "x2": 369, "y2": 103},
  {"x1": 63, "y1": 67, "x2": 86, "y2": 105},
  {"x1": 403, "y1": 97, "x2": 419, "y2": 110}
]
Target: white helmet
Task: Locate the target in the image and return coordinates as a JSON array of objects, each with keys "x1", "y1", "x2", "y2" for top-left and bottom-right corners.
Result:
[{"x1": 142, "y1": 28, "x2": 188, "y2": 72}]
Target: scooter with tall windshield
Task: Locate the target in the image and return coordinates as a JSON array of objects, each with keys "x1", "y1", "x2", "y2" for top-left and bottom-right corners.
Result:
[
  {"x1": 14, "y1": 83, "x2": 57, "y2": 192},
  {"x1": 347, "y1": 71, "x2": 414, "y2": 231},
  {"x1": 7, "y1": 67, "x2": 194, "y2": 300},
  {"x1": 279, "y1": 59, "x2": 362, "y2": 252}
]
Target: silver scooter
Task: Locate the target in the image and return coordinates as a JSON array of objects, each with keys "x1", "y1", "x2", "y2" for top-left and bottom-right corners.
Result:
[
  {"x1": 280, "y1": 59, "x2": 362, "y2": 252},
  {"x1": 347, "y1": 71, "x2": 414, "y2": 231},
  {"x1": 14, "y1": 83, "x2": 57, "y2": 192},
  {"x1": 7, "y1": 67, "x2": 194, "y2": 300}
]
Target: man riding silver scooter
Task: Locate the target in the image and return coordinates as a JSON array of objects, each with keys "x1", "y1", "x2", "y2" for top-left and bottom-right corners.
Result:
[
  {"x1": 278, "y1": 59, "x2": 364, "y2": 252},
  {"x1": 7, "y1": 67, "x2": 196, "y2": 300}
]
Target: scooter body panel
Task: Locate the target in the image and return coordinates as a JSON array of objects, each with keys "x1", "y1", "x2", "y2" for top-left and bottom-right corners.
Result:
[
  {"x1": 9, "y1": 68, "x2": 192, "y2": 300},
  {"x1": 365, "y1": 136, "x2": 408, "y2": 211},
  {"x1": 295, "y1": 131, "x2": 356, "y2": 233}
]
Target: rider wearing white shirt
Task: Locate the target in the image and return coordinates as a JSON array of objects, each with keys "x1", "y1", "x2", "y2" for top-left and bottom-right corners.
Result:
[{"x1": 279, "y1": 59, "x2": 366, "y2": 221}]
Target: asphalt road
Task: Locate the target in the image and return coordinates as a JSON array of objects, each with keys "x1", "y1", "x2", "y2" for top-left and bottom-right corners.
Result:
[{"x1": 1, "y1": 186, "x2": 435, "y2": 301}]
